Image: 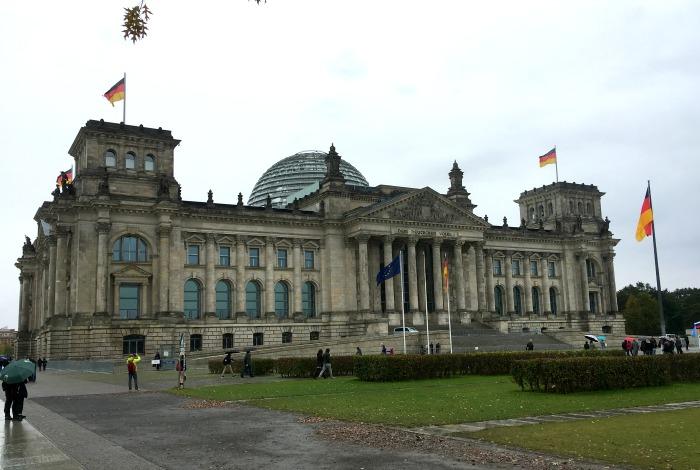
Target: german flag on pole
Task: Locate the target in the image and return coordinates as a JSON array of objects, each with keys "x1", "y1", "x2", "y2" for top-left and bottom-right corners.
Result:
[
  {"x1": 539, "y1": 147, "x2": 557, "y2": 167},
  {"x1": 442, "y1": 254, "x2": 449, "y2": 290},
  {"x1": 55, "y1": 168, "x2": 73, "y2": 187},
  {"x1": 103, "y1": 77, "x2": 125, "y2": 106},
  {"x1": 635, "y1": 187, "x2": 654, "y2": 241}
]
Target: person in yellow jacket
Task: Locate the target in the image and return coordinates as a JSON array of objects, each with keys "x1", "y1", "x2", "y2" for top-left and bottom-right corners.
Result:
[{"x1": 126, "y1": 353, "x2": 141, "y2": 391}]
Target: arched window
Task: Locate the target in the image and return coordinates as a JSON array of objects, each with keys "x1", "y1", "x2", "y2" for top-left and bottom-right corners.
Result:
[
  {"x1": 547, "y1": 202, "x2": 554, "y2": 215},
  {"x1": 222, "y1": 333, "x2": 233, "y2": 349},
  {"x1": 538, "y1": 205, "x2": 544, "y2": 218},
  {"x1": 569, "y1": 200, "x2": 574, "y2": 214},
  {"x1": 104, "y1": 149, "x2": 116, "y2": 167},
  {"x1": 532, "y1": 287, "x2": 541, "y2": 315},
  {"x1": 549, "y1": 287, "x2": 558, "y2": 316},
  {"x1": 215, "y1": 280, "x2": 232, "y2": 319},
  {"x1": 513, "y1": 286, "x2": 523, "y2": 315},
  {"x1": 586, "y1": 259, "x2": 596, "y2": 278},
  {"x1": 189, "y1": 334, "x2": 202, "y2": 351},
  {"x1": 184, "y1": 279, "x2": 201, "y2": 319},
  {"x1": 123, "y1": 334, "x2": 145, "y2": 355},
  {"x1": 577, "y1": 202, "x2": 583, "y2": 214},
  {"x1": 494, "y1": 286, "x2": 504, "y2": 315},
  {"x1": 528, "y1": 207, "x2": 535, "y2": 220},
  {"x1": 302, "y1": 282, "x2": 316, "y2": 317},
  {"x1": 125, "y1": 151, "x2": 136, "y2": 169},
  {"x1": 113, "y1": 235, "x2": 148, "y2": 262},
  {"x1": 274, "y1": 282, "x2": 289, "y2": 318},
  {"x1": 586, "y1": 202, "x2": 592, "y2": 215},
  {"x1": 245, "y1": 281, "x2": 261, "y2": 318},
  {"x1": 145, "y1": 154, "x2": 155, "y2": 172}
]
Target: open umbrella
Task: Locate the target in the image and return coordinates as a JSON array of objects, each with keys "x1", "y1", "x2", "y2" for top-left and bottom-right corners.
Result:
[
  {"x1": 625, "y1": 336, "x2": 637, "y2": 342},
  {"x1": 584, "y1": 334, "x2": 599, "y2": 343},
  {"x1": 0, "y1": 359, "x2": 36, "y2": 384}
]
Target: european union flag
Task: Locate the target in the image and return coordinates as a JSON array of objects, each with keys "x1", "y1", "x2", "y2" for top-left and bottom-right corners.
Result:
[{"x1": 376, "y1": 255, "x2": 401, "y2": 285}]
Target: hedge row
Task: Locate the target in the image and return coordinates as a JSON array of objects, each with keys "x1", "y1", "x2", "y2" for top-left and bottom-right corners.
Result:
[
  {"x1": 511, "y1": 354, "x2": 700, "y2": 394},
  {"x1": 353, "y1": 350, "x2": 624, "y2": 382},
  {"x1": 207, "y1": 356, "x2": 355, "y2": 377}
]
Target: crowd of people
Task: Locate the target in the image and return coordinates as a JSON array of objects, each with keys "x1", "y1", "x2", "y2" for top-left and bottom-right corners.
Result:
[{"x1": 621, "y1": 336, "x2": 690, "y2": 355}]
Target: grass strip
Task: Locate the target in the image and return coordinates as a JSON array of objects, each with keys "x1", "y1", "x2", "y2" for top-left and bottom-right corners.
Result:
[
  {"x1": 175, "y1": 376, "x2": 700, "y2": 427},
  {"x1": 468, "y1": 407, "x2": 700, "y2": 469}
]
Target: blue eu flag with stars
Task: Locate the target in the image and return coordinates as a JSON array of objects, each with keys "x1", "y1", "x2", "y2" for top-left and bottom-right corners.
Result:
[{"x1": 376, "y1": 255, "x2": 401, "y2": 285}]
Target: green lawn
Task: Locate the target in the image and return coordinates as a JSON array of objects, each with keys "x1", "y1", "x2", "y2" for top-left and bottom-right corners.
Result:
[
  {"x1": 470, "y1": 407, "x2": 700, "y2": 469},
  {"x1": 176, "y1": 375, "x2": 700, "y2": 427}
]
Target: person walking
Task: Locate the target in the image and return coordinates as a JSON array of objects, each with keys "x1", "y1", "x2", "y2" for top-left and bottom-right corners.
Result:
[
  {"x1": 584, "y1": 341, "x2": 590, "y2": 350},
  {"x1": 126, "y1": 353, "x2": 141, "y2": 391},
  {"x1": 221, "y1": 352, "x2": 234, "y2": 378},
  {"x1": 153, "y1": 352, "x2": 161, "y2": 371},
  {"x1": 12, "y1": 380, "x2": 28, "y2": 421},
  {"x1": 2, "y1": 381, "x2": 15, "y2": 420},
  {"x1": 685, "y1": 336, "x2": 690, "y2": 351},
  {"x1": 674, "y1": 337, "x2": 684, "y2": 354},
  {"x1": 314, "y1": 349, "x2": 323, "y2": 378},
  {"x1": 317, "y1": 348, "x2": 333, "y2": 379},
  {"x1": 355, "y1": 347, "x2": 362, "y2": 356},
  {"x1": 241, "y1": 350, "x2": 254, "y2": 378},
  {"x1": 631, "y1": 339, "x2": 640, "y2": 356},
  {"x1": 436, "y1": 343, "x2": 441, "y2": 354},
  {"x1": 526, "y1": 339, "x2": 534, "y2": 351},
  {"x1": 176, "y1": 355, "x2": 186, "y2": 389},
  {"x1": 429, "y1": 342, "x2": 434, "y2": 355},
  {"x1": 381, "y1": 344, "x2": 387, "y2": 355}
]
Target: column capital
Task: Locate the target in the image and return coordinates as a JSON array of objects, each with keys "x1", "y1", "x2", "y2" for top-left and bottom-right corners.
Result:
[
  {"x1": 293, "y1": 238, "x2": 303, "y2": 247},
  {"x1": 383, "y1": 235, "x2": 395, "y2": 244},
  {"x1": 467, "y1": 243, "x2": 476, "y2": 254},
  {"x1": 356, "y1": 234, "x2": 370, "y2": 243},
  {"x1": 157, "y1": 225, "x2": 172, "y2": 237},
  {"x1": 432, "y1": 238, "x2": 443, "y2": 247},
  {"x1": 55, "y1": 225, "x2": 71, "y2": 237},
  {"x1": 265, "y1": 236, "x2": 276, "y2": 245},
  {"x1": 45, "y1": 235, "x2": 57, "y2": 246},
  {"x1": 407, "y1": 236, "x2": 418, "y2": 245},
  {"x1": 206, "y1": 233, "x2": 217, "y2": 243},
  {"x1": 95, "y1": 221, "x2": 112, "y2": 234},
  {"x1": 455, "y1": 239, "x2": 465, "y2": 248},
  {"x1": 235, "y1": 234, "x2": 248, "y2": 244}
]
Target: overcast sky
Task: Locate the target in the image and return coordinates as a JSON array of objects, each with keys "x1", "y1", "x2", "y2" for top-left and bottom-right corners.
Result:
[{"x1": 1, "y1": 1, "x2": 698, "y2": 329}]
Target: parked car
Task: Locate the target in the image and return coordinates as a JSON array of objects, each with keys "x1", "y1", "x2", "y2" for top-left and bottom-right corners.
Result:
[{"x1": 393, "y1": 327, "x2": 419, "y2": 334}]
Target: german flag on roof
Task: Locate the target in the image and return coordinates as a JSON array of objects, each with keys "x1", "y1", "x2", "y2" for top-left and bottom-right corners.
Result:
[{"x1": 103, "y1": 78, "x2": 125, "y2": 106}]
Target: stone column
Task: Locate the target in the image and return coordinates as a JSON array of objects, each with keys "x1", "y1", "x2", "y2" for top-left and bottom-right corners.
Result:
[
  {"x1": 524, "y1": 253, "x2": 533, "y2": 314},
  {"x1": 454, "y1": 241, "x2": 466, "y2": 311},
  {"x1": 157, "y1": 225, "x2": 171, "y2": 314},
  {"x1": 475, "y1": 243, "x2": 486, "y2": 312},
  {"x1": 95, "y1": 222, "x2": 111, "y2": 315},
  {"x1": 467, "y1": 244, "x2": 478, "y2": 311},
  {"x1": 236, "y1": 236, "x2": 246, "y2": 316},
  {"x1": 54, "y1": 226, "x2": 68, "y2": 316},
  {"x1": 417, "y1": 248, "x2": 426, "y2": 313},
  {"x1": 265, "y1": 237, "x2": 275, "y2": 317},
  {"x1": 431, "y1": 239, "x2": 443, "y2": 311},
  {"x1": 357, "y1": 235, "x2": 370, "y2": 312},
  {"x1": 47, "y1": 236, "x2": 56, "y2": 318},
  {"x1": 205, "y1": 233, "x2": 217, "y2": 316},
  {"x1": 579, "y1": 254, "x2": 590, "y2": 314},
  {"x1": 541, "y1": 257, "x2": 551, "y2": 314},
  {"x1": 407, "y1": 237, "x2": 419, "y2": 312},
  {"x1": 19, "y1": 275, "x2": 29, "y2": 331},
  {"x1": 293, "y1": 239, "x2": 302, "y2": 315},
  {"x1": 382, "y1": 236, "x2": 395, "y2": 313},
  {"x1": 504, "y1": 251, "x2": 514, "y2": 314},
  {"x1": 606, "y1": 254, "x2": 618, "y2": 312},
  {"x1": 485, "y1": 250, "x2": 494, "y2": 312}
]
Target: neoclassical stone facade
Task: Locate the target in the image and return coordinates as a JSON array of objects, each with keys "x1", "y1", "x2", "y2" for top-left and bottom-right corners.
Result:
[{"x1": 15, "y1": 120, "x2": 623, "y2": 359}]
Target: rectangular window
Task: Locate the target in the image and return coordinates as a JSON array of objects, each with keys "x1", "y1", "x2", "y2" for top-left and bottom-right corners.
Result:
[
  {"x1": 589, "y1": 292, "x2": 598, "y2": 313},
  {"x1": 249, "y1": 247, "x2": 260, "y2": 267},
  {"x1": 512, "y1": 260, "x2": 521, "y2": 276},
  {"x1": 187, "y1": 245, "x2": 200, "y2": 265},
  {"x1": 493, "y1": 259, "x2": 502, "y2": 276},
  {"x1": 253, "y1": 332, "x2": 264, "y2": 346},
  {"x1": 219, "y1": 246, "x2": 230, "y2": 266},
  {"x1": 189, "y1": 335, "x2": 202, "y2": 352},
  {"x1": 530, "y1": 260, "x2": 539, "y2": 276},
  {"x1": 222, "y1": 334, "x2": 233, "y2": 349},
  {"x1": 548, "y1": 261, "x2": 556, "y2": 277},
  {"x1": 277, "y1": 249, "x2": 288, "y2": 268},
  {"x1": 310, "y1": 331, "x2": 320, "y2": 341},
  {"x1": 304, "y1": 250, "x2": 314, "y2": 269},
  {"x1": 282, "y1": 332, "x2": 292, "y2": 344},
  {"x1": 119, "y1": 284, "x2": 140, "y2": 319}
]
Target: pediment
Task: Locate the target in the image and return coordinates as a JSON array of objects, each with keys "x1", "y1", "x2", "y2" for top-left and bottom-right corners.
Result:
[
  {"x1": 356, "y1": 188, "x2": 489, "y2": 227},
  {"x1": 275, "y1": 239, "x2": 293, "y2": 249},
  {"x1": 217, "y1": 235, "x2": 236, "y2": 246},
  {"x1": 112, "y1": 264, "x2": 152, "y2": 279},
  {"x1": 183, "y1": 233, "x2": 206, "y2": 244},
  {"x1": 246, "y1": 237, "x2": 265, "y2": 247}
]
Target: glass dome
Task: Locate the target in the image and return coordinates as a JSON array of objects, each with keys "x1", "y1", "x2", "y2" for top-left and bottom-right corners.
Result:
[{"x1": 248, "y1": 150, "x2": 369, "y2": 208}]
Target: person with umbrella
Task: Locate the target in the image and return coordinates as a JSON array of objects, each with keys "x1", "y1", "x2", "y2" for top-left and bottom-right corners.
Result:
[{"x1": 1, "y1": 359, "x2": 35, "y2": 420}]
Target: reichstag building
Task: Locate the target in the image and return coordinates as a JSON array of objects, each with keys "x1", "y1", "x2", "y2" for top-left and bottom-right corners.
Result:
[{"x1": 15, "y1": 120, "x2": 623, "y2": 359}]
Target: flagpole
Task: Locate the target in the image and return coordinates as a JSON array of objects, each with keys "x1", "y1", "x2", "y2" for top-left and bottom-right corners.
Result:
[
  {"x1": 399, "y1": 250, "x2": 407, "y2": 354},
  {"x1": 445, "y1": 253, "x2": 453, "y2": 354},
  {"x1": 423, "y1": 252, "x2": 430, "y2": 354},
  {"x1": 554, "y1": 146, "x2": 559, "y2": 182},
  {"x1": 123, "y1": 72, "x2": 127, "y2": 124},
  {"x1": 648, "y1": 180, "x2": 666, "y2": 335}
]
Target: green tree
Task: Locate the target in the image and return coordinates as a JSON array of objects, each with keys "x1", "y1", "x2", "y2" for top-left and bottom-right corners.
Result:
[{"x1": 623, "y1": 292, "x2": 661, "y2": 335}]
